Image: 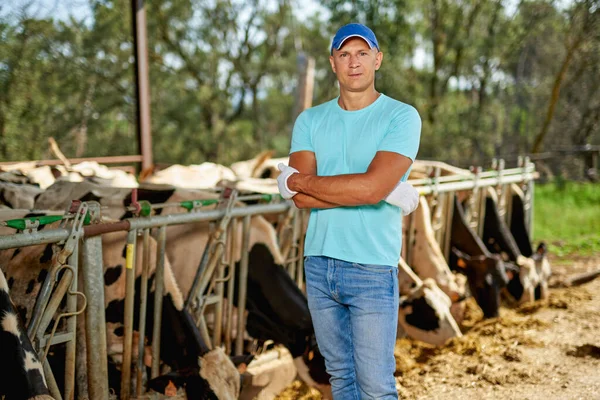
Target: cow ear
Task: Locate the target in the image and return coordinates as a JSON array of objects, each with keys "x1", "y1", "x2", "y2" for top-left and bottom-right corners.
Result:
[
  {"x1": 456, "y1": 258, "x2": 467, "y2": 269},
  {"x1": 536, "y1": 243, "x2": 546, "y2": 255},
  {"x1": 165, "y1": 381, "x2": 178, "y2": 397}
]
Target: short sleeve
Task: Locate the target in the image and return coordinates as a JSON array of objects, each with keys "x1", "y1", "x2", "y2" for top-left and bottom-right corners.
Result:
[
  {"x1": 290, "y1": 110, "x2": 314, "y2": 154},
  {"x1": 378, "y1": 106, "x2": 421, "y2": 162}
]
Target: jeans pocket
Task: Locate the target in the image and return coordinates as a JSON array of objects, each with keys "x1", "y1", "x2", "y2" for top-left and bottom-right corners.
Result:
[{"x1": 351, "y1": 262, "x2": 392, "y2": 274}]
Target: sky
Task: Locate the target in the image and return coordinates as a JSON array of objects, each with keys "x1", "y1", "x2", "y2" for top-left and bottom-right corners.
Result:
[{"x1": 1, "y1": 0, "x2": 330, "y2": 24}]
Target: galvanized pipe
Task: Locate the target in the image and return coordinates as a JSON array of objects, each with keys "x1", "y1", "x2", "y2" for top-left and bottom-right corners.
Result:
[
  {"x1": 185, "y1": 234, "x2": 215, "y2": 309},
  {"x1": 0, "y1": 171, "x2": 539, "y2": 252},
  {"x1": 0, "y1": 203, "x2": 290, "y2": 251},
  {"x1": 194, "y1": 243, "x2": 226, "y2": 309},
  {"x1": 151, "y1": 226, "x2": 166, "y2": 379},
  {"x1": 212, "y1": 229, "x2": 227, "y2": 347},
  {"x1": 413, "y1": 171, "x2": 537, "y2": 196},
  {"x1": 198, "y1": 315, "x2": 213, "y2": 351},
  {"x1": 131, "y1": 0, "x2": 153, "y2": 171},
  {"x1": 81, "y1": 236, "x2": 109, "y2": 400},
  {"x1": 235, "y1": 215, "x2": 251, "y2": 355},
  {"x1": 225, "y1": 219, "x2": 239, "y2": 354},
  {"x1": 136, "y1": 229, "x2": 151, "y2": 397},
  {"x1": 64, "y1": 243, "x2": 78, "y2": 400},
  {"x1": 27, "y1": 259, "x2": 62, "y2": 339},
  {"x1": 443, "y1": 193, "x2": 455, "y2": 260},
  {"x1": 287, "y1": 211, "x2": 298, "y2": 279},
  {"x1": 527, "y1": 177, "x2": 535, "y2": 235},
  {"x1": 0, "y1": 228, "x2": 70, "y2": 250},
  {"x1": 296, "y1": 210, "x2": 306, "y2": 289},
  {"x1": 127, "y1": 202, "x2": 290, "y2": 231},
  {"x1": 121, "y1": 230, "x2": 137, "y2": 400},
  {"x1": 477, "y1": 189, "x2": 487, "y2": 239},
  {"x1": 431, "y1": 192, "x2": 445, "y2": 245},
  {"x1": 36, "y1": 268, "x2": 73, "y2": 344}
]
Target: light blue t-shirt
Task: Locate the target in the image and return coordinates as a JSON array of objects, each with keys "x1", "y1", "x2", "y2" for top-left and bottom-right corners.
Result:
[{"x1": 290, "y1": 94, "x2": 421, "y2": 266}]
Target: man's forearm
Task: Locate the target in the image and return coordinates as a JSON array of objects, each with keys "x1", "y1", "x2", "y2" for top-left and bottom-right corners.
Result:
[
  {"x1": 288, "y1": 173, "x2": 382, "y2": 206},
  {"x1": 292, "y1": 193, "x2": 339, "y2": 209}
]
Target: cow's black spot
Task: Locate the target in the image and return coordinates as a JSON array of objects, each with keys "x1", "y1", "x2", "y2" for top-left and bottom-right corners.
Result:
[
  {"x1": 16, "y1": 305, "x2": 28, "y2": 324},
  {"x1": 121, "y1": 189, "x2": 175, "y2": 219},
  {"x1": 404, "y1": 296, "x2": 440, "y2": 331},
  {"x1": 534, "y1": 284, "x2": 542, "y2": 300},
  {"x1": 259, "y1": 169, "x2": 272, "y2": 179},
  {"x1": 37, "y1": 269, "x2": 48, "y2": 283},
  {"x1": 25, "y1": 279, "x2": 35, "y2": 294},
  {"x1": 79, "y1": 192, "x2": 102, "y2": 203},
  {"x1": 105, "y1": 299, "x2": 125, "y2": 324},
  {"x1": 113, "y1": 326, "x2": 124, "y2": 337},
  {"x1": 8, "y1": 277, "x2": 14, "y2": 289},
  {"x1": 506, "y1": 274, "x2": 524, "y2": 301},
  {"x1": 104, "y1": 265, "x2": 123, "y2": 286},
  {"x1": 122, "y1": 244, "x2": 128, "y2": 259},
  {"x1": 0, "y1": 190, "x2": 8, "y2": 207},
  {"x1": 10, "y1": 248, "x2": 21, "y2": 260},
  {"x1": 39, "y1": 244, "x2": 53, "y2": 264},
  {"x1": 23, "y1": 213, "x2": 46, "y2": 218}
]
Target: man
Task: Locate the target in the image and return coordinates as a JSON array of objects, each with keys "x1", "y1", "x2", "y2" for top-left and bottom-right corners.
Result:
[{"x1": 277, "y1": 23, "x2": 421, "y2": 399}]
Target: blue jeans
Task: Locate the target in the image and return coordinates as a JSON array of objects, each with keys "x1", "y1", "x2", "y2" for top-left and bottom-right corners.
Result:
[{"x1": 304, "y1": 256, "x2": 399, "y2": 400}]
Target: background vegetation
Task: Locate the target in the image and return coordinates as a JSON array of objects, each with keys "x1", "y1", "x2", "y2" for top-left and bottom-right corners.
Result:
[
  {"x1": 1, "y1": 0, "x2": 599, "y2": 171},
  {"x1": 534, "y1": 181, "x2": 600, "y2": 256}
]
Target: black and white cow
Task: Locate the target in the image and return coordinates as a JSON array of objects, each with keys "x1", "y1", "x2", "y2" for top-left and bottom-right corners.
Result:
[
  {"x1": 397, "y1": 258, "x2": 463, "y2": 346},
  {"x1": 509, "y1": 184, "x2": 551, "y2": 300},
  {"x1": 482, "y1": 188, "x2": 547, "y2": 303},
  {"x1": 449, "y1": 196, "x2": 511, "y2": 318},
  {"x1": 0, "y1": 211, "x2": 241, "y2": 400},
  {"x1": 0, "y1": 269, "x2": 54, "y2": 400}
]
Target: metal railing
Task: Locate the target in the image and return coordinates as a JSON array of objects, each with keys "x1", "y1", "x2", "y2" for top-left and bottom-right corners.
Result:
[{"x1": 0, "y1": 158, "x2": 536, "y2": 399}]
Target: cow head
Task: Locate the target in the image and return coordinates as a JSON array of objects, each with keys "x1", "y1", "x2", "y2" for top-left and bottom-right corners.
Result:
[
  {"x1": 451, "y1": 248, "x2": 509, "y2": 318},
  {"x1": 533, "y1": 242, "x2": 551, "y2": 300},
  {"x1": 293, "y1": 335, "x2": 330, "y2": 395},
  {"x1": 147, "y1": 347, "x2": 241, "y2": 400},
  {"x1": 398, "y1": 278, "x2": 463, "y2": 346}
]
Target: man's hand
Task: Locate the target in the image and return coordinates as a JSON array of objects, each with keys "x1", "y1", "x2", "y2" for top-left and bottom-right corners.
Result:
[
  {"x1": 385, "y1": 181, "x2": 419, "y2": 215},
  {"x1": 277, "y1": 163, "x2": 299, "y2": 199}
]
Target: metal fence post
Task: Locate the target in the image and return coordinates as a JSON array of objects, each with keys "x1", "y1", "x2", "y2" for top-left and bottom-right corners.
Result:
[
  {"x1": 136, "y1": 229, "x2": 151, "y2": 397},
  {"x1": 296, "y1": 209, "x2": 306, "y2": 289},
  {"x1": 81, "y1": 236, "x2": 109, "y2": 400},
  {"x1": 65, "y1": 241, "x2": 78, "y2": 400},
  {"x1": 525, "y1": 157, "x2": 535, "y2": 235},
  {"x1": 121, "y1": 229, "x2": 137, "y2": 399},
  {"x1": 235, "y1": 215, "x2": 251, "y2": 356},
  {"x1": 151, "y1": 226, "x2": 166, "y2": 379}
]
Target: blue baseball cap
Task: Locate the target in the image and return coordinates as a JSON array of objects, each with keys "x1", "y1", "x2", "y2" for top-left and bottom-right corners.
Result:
[{"x1": 331, "y1": 23, "x2": 379, "y2": 54}]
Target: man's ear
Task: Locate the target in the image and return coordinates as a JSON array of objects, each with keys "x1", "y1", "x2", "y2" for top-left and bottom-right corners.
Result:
[
  {"x1": 329, "y1": 55, "x2": 336, "y2": 73},
  {"x1": 375, "y1": 51, "x2": 383, "y2": 71}
]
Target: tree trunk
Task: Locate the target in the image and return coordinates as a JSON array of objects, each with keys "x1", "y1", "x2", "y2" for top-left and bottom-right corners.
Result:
[{"x1": 530, "y1": 37, "x2": 582, "y2": 153}]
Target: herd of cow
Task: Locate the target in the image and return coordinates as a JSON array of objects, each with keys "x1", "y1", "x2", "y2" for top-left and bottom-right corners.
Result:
[{"x1": 0, "y1": 155, "x2": 550, "y2": 400}]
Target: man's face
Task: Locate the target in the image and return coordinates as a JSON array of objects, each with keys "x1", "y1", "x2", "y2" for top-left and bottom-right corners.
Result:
[{"x1": 329, "y1": 37, "x2": 383, "y2": 93}]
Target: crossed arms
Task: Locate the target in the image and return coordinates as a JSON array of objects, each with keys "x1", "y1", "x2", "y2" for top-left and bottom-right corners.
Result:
[{"x1": 287, "y1": 150, "x2": 413, "y2": 209}]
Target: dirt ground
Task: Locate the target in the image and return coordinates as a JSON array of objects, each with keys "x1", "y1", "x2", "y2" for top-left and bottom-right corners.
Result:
[{"x1": 276, "y1": 255, "x2": 600, "y2": 400}]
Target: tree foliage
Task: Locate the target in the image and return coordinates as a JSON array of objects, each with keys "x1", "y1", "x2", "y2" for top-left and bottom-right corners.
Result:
[{"x1": 0, "y1": 0, "x2": 598, "y2": 168}]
